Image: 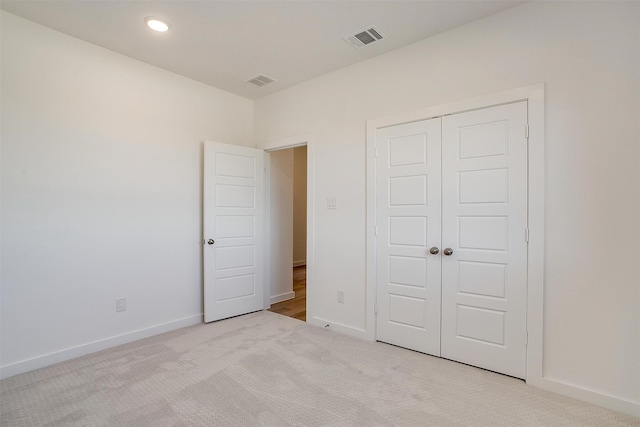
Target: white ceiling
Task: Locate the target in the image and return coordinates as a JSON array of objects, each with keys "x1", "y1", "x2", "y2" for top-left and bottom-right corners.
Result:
[{"x1": 1, "y1": 1, "x2": 524, "y2": 100}]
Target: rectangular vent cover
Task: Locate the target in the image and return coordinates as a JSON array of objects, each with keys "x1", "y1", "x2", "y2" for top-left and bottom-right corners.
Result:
[
  {"x1": 246, "y1": 74, "x2": 276, "y2": 87},
  {"x1": 343, "y1": 26, "x2": 384, "y2": 49}
]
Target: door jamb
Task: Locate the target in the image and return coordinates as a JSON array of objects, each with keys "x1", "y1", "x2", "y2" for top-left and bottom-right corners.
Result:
[
  {"x1": 260, "y1": 134, "x2": 316, "y2": 322},
  {"x1": 365, "y1": 84, "x2": 545, "y2": 385}
]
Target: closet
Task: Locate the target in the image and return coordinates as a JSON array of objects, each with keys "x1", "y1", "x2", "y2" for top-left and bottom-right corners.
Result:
[{"x1": 375, "y1": 101, "x2": 528, "y2": 378}]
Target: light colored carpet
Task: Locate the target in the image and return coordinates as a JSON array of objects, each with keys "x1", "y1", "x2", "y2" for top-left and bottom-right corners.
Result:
[{"x1": 1, "y1": 311, "x2": 638, "y2": 426}]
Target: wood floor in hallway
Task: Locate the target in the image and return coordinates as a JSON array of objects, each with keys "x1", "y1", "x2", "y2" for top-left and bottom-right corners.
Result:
[{"x1": 268, "y1": 266, "x2": 306, "y2": 321}]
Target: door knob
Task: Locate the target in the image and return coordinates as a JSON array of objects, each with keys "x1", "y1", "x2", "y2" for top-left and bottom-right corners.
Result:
[
  {"x1": 443, "y1": 248, "x2": 453, "y2": 256},
  {"x1": 429, "y1": 247, "x2": 440, "y2": 255},
  {"x1": 207, "y1": 239, "x2": 215, "y2": 245}
]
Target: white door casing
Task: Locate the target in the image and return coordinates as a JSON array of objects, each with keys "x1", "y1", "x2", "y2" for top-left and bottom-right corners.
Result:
[
  {"x1": 203, "y1": 142, "x2": 265, "y2": 323},
  {"x1": 375, "y1": 118, "x2": 442, "y2": 356},
  {"x1": 441, "y1": 102, "x2": 528, "y2": 378},
  {"x1": 374, "y1": 101, "x2": 528, "y2": 379}
]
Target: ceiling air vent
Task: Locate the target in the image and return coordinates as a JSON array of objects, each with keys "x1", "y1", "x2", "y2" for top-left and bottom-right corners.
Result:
[
  {"x1": 246, "y1": 74, "x2": 276, "y2": 88},
  {"x1": 343, "y1": 26, "x2": 384, "y2": 50}
]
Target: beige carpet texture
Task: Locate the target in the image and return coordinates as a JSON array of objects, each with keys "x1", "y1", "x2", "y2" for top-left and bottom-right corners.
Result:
[{"x1": 1, "y1": 311, "x2": 638, "y2": 426}]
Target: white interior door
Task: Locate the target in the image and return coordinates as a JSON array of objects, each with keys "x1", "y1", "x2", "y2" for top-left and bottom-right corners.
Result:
[
  {"x1": 441, "y1": 102, "x2": 528, "y2": 378},
  {"x1": 375, "y1": 118, "x2": 442, "y2": 356},
  {"x1": 203, "y1": 142, "x2": 264, "y2": 323}
]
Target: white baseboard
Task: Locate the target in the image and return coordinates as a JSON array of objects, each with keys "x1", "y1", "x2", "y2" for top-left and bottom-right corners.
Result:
[
  {"x1": 293, "y1": 260, "x2": 306, "y2": 267},
  {"x1": 308, "y1": 316, "x2": 368, "y2": 341},
  {"x1": 0, "y1": 314, "x2": 202, "y2": 380},
  {"x1": 271, "y1": 291, "x2": 295, "y2": 304},
  {"x1": 530, "y1": 377, "x2": 639, "y2": 419}
]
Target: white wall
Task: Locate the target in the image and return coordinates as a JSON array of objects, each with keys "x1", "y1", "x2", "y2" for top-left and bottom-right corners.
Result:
[
  {"x1": 0, "y1": 12, "x2": 253, "y2": 376},
  {"x1": 292, "y1": 146, "x2": 307, "y2": 266},
  {"x1": 268, "y1": 149, "x2": 294, "y2": 303},
  {"x1": 255, "y1": 1, "x2": 640, "y2": 413}
]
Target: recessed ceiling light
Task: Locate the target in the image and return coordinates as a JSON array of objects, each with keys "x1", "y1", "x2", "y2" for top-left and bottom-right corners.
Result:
[{"x1": 145, "y1": 17, "x2": 170, "y2": 32}]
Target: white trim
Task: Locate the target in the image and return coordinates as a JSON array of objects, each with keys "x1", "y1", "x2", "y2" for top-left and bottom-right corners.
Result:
[
  {"x1": 365, "y1": 120, "x2": 378, "y2": 342},
  {"x1": 263, "y1": 152, "x2": 273, "y2": 309},
  {"x1": 271, "y1": 291, "x2": 295, "y2": 304},
  {"x1": 293, "y1": 260, "x2": 306, "y2": 268},
  {"x1": 0, "y1": 314, "x2": 202, "y2": 380},
  {"x1": 367, "y1": 84, "x2": 544, "y2": 130},
  {"x1": 307, "y1": 316, "x2": 368, "y2": 340},
  {"x1": 305, "y1": 140, "x2": 316, "y2": 323},
  {"x1": 260, "y1": 134, "x2": 315, "y2": 323},
  {"x1": 525, "y1": 85, "x2": 545, "y2": 384},
  {"x1": 262, "y1": 133, "x2": 314, "y2": 151},
  {"x1": 366, "y1": 84, "x2": 545, "y2": 380},
  {"x1": 534, "y1": 378, "x2": 640, "y2": 419}
]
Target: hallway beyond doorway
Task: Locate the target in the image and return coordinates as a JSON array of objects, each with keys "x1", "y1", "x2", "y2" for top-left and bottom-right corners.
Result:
[{"x1": 268, "y1": 266, "x2": 306, "y2": 321}]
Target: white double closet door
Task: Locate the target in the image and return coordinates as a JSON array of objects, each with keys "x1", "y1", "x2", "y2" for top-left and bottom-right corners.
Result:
[{"x1": 375, "y1": 102, "x2": 528, "y2": 378}]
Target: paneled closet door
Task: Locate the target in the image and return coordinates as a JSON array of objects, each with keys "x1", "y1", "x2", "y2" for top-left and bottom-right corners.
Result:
[
  {"x1": 375, "y1": 118, "x2": 442, "y2": 356},
  {"x1": 440, "y1": 102, "x2": 528, "y2": 378}
]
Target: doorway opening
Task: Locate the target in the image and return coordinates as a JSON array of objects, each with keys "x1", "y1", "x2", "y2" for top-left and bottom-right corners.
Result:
[
  {"x1": 269, "y1": 265, "x2": 306, "y2": 321},
  {"x1": 267, "y1": 145, "x2": 308, "y2": 321}
]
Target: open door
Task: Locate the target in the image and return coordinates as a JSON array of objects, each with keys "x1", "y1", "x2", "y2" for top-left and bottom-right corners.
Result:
[{"x1": 203, "y1": 141, "x2": 265, "y2": 322}]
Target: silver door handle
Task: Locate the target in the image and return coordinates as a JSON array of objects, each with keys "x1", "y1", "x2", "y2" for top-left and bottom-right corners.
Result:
[
  {"x1": 207, "y1": 239, "x2": 215, "y2": 245},
  {"x1": 429, "y1": 247, "x2": 439, "y2": 255},
  {"x1": 443, "y1": 248, "x2": 453, "y2": 256}
]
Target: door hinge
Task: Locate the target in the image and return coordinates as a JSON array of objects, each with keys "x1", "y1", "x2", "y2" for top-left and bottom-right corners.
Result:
[
  {"x1": 525, "y1": 331, "x2": 528, "y2": 345},
  {"x1": 374, "y1": 303, "x2": 378, "y2": 315},
  {"x1": 525, "y1": 228, "x2": 529, "y2": 243},
  {"x1": 525, "y1": 124, "x2": 529, "y2": 139},
  {"x1": 375, "y1": 226, "x2": 378, "y2": 236}
]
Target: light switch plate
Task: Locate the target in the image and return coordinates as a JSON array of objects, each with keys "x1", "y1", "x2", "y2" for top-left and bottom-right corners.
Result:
[{"x1": 327, "y1": 197, "x2": 337, "y2": 209}]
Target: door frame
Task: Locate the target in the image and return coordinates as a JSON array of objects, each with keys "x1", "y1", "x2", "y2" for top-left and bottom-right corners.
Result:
[
  {"x1": 261, "y1": 134, "x2": 316, "y2": 322},
  {"x1": 365, "y1": 84, "x2": 544, "y2": 384}
]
